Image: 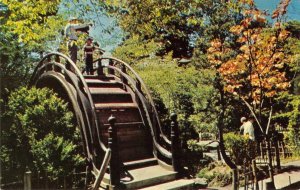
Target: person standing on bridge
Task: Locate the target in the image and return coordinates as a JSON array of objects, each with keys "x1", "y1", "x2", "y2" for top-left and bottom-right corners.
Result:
[
  {"x1": 64, "y1": 17, "x2": 91, "y2": 64},
  {"x1": 83, "y1": 37, "x2": 95, "y2": 75}
]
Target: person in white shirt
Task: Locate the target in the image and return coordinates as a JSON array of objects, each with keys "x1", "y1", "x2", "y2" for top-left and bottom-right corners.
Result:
[
  {"x1": 243, "y1": 116, "x2": 255, "y2": 141},
  {"x1": 240, "y1": 117, "x2": 247, "y2": 135}
]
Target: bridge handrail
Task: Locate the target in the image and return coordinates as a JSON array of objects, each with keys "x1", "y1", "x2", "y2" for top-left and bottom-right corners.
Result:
[
  {"x1": 94, "y1": 56, "x2": 171, "y2": 146},
  {"x1": 103, "y1": 65, "x2": 172, "y2": 159},
  {"x1": 30, "y1": 52, "x2": 108, "y2": 154},
  {"x1": 92, "y1": 148, "x2": 111, "y2": 190}
]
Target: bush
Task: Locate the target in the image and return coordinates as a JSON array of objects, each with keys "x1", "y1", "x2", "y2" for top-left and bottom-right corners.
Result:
[
  {"x1": 1, "y1": 87, "x2": 84, "y2": 185},
  {"x1": 197, "y1": 162, "x2": 232, "y2": 187},
  {"x1": 224, "y1": 132, "x2": 256, "y2": 165}
]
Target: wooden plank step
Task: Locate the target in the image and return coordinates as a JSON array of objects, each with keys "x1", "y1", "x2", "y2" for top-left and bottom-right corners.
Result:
[
  {"x1": 101, "y1": 128, "x2": 148, "y2": 146},
  {"x1": 84, "y1": 74, "x2": 115, "y2": 80},
  {"x1": 139, "y1": 179, "x2": 195, "y2": 190},
  {"x1": 95, "y1": 102, "x2": 138, "y2": 109},
  {"x1": 119, "y1": 165, "x2": 177, "y2": 189},
  {"x1": 85, "y1": 78, "x2": 117, "y2": 83},
  {"x1": 119, "y1": 146, "x2": 153, "y2": 162},
  {"x1": 86, "y1": 80, "x2": 123, "y2": 88},
  {"x1": 100, "y1": 122, "x2": 143, "y2": 132},
  {"x1": 91, "y1": 93, "x2": 133, "y2": 104},
  {"x1": 123, "y1": 158, "x2": 157, "y2": 170},
  {"x1": 89, "y1": 87, "x2": 127, "y2": 94},
  {"x1": 97, "y1": 109, "x2": 141, "y2": 124},
  {"x1": 103, "y1": 121, "x2": 143, "y2": 127}
]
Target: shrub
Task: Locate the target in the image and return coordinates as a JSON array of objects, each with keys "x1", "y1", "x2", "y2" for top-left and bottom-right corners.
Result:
[
  {"x1": 224, "y1": 132, "x2": 256, "y2": 165},
  {"x1": 1, "y1": 87, "x2": 84, "y2": 185}
]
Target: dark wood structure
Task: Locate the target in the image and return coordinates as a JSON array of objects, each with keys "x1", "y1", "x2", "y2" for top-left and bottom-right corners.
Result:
[{"x1": 30, "y1": 53, "x2": 193, "y2": 189}]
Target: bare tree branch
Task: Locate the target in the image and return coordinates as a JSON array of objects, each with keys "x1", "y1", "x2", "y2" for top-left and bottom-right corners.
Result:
[
  {"x1": 240, "y1": 96, "x2": 264, "y2": 133},
  {"x1": 265, "y1": 106, "x2": 273, "y2": 135}
]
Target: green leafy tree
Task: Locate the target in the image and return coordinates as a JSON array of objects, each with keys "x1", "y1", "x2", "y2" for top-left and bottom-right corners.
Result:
[
  {"x1": 1, "y1": 0, "x2": 63, "y2": 49},
  {"x1": 107, "y1": 0, "x2": 205, "y2": 58},
  {"x1": 134, "y1": 54, "x2": 219, "y2": 142},
  {"x1": 0, "y1": 27, "x2": 36, "y2": 102},
  {"x1": 0, "y1": 1, "x2": 66, "y2": 103}
]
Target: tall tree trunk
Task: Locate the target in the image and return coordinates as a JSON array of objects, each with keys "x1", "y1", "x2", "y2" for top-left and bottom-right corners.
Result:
[{"x1": 216, "y1": 74, "x2": 238, "y2": 189}]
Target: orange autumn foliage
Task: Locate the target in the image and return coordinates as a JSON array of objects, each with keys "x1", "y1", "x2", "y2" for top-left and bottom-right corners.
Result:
[{"x1": 208, "y1": 0, "x2": 292, "y2": 103}]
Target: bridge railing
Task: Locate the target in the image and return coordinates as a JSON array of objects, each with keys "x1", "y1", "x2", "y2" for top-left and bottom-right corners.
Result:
[{"x1": 92, "y1": 57, "x2": 174, "y2": 163}]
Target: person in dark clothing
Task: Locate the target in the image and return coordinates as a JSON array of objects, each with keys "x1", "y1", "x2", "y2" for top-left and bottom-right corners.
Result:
[
  {"x1": 65, "y1": 17, "x2": 91, "y2": 64},
  {"x1": 83, "y1": 37, "x2": 95, "y2": 75}
]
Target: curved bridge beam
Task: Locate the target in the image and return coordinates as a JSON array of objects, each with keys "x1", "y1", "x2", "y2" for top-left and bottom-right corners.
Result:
[{"x1": 30, "y1": 52, "x2": 106, "y2": 173}]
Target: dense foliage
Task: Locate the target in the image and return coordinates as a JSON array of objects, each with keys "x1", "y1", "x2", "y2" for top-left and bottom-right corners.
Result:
[
  {"x1": 1, "y1": 87, "x2": 84, "y2": 185},
  {"x1": 1, "y1": 0, "x2": 300, "y2": 186},
  {"x1": 224, "y1": 132, "x2": 256, "y2": 165}
]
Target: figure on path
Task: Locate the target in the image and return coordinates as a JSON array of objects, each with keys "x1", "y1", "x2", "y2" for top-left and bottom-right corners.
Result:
[
  {"x1": 242, "y1": 115, "x2": 255, "y2": 141},
  {"x1": 240, "y1": 116, "x2": 247, "y2": 135}
]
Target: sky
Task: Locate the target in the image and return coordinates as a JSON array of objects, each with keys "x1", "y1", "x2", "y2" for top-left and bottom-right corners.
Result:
[{"x1": 256, "y1": 0, "x2": 300, "y2": 21}]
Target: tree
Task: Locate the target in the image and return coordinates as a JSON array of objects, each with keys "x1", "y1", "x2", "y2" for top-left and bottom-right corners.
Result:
[
  {"x1": 0, "y1": 27, "x2": 36, "y2": 102},
  {"x1": 1, "y1": 0, "x2": 64, "y2": 49},
  {"x1": 208, "y1": 0, "x2": 292, "y2": 133},
  {"x1": 207, "y1": 0, "x2": 294, "y2": 185},
  {"x1": 107, "y1": 0, "x2": 205, "y2": 58},
  {"x1": 0, "y1": 1, "x2": 66, "y2": 103}
]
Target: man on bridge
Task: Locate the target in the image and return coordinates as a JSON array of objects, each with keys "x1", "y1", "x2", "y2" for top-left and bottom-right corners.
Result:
[{"x1": 64, "y1": 17, "x2": 91, "y2": 64}]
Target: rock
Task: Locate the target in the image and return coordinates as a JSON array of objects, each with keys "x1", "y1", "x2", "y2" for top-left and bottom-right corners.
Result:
[{"x1": 194, "y1": 177, "x2": 208, "y2": 188}]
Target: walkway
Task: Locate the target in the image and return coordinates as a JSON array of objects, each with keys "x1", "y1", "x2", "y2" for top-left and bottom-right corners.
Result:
[
  {"x1": 206, "y1": 160, "x2": 300, "y2": 190},
  {"x1": 265, "y1": 160, "x2": 300, "y2": 190}
]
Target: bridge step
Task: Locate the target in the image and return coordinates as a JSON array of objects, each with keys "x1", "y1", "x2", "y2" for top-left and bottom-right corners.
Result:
[
  {"x1": 84, "y1": 74, "x2": 115, "y2": 80},
  {"x1": 91, "y1": 92, "x2": 133, "y2": 104},
  {"x1": 85, "y1": 79, "x2": 123, "y2": 88},
  {"x1": 95, "y1": 102, "x2": 137, "y2": 109},
  {"x1": 102, "y1": 165, "x2": 178, "y2": 189},
  {"x1": 96, "y1": 108, "x2": 141, "y2": 124},
  {"x1": 89, "y1": 87, "x2": 126, "y2": 94},
  {"x1": 100, "y1": 122, "x2": 152, "y2": 162},
  {"x1": 123, "y1": 158, "x2": 157, "y2": 170},
  {"x1": 139, "y1": 179, "x2": 195, "y2": 190},
  {"x1": 121, "y1": 165, "x2": 177, "y2": 189}
]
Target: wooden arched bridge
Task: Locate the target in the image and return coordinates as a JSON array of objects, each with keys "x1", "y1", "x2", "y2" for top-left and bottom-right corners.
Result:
[{"x1": 30, "y1": 52, "x2": 196, "y2": 189}]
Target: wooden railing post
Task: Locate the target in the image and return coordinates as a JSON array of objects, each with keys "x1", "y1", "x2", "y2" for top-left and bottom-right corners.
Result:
[
  {"x1": 55, "y1": 55, "x2": 60, "y2": 63},
  {"x1": 136, "y1": 80, "x2": 142, "y2": 92},
  {"x1": 66, "y1": 61, "x2": 71, "y2": 71},
  {"x1": 46, "y1": 58, "x2": 53, "y2": 71},
  {"x1": 24, "y1": 170, "x2": 32, "y2": 190},
  {"x1": 121, "y1": 65, "x2": 128, "y2": 85},
  {"x1": 273, "y1": 131, "x2": 281, "y2": 171},
  {"x1": 266, "y1": 138, "x2": 275, "y2": 189},
  {"x1": 108, "y1": 60, "x2": 115, "y2": 75},
  {"x1": 170, "y1": 113, "x2": 180, "y2": 172},
  {"x1": 252, "y1": 159, "x2": 259, "y2": 190},
  {"x1": 46, "y1": 56, "x2": 51, "y2": 63},
  {"x1": 97, "y1": 59, "x2": 104, "y2": 76},
  {"x1": 108, "y1": 115, "x2": 120, "y2": 187}
]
